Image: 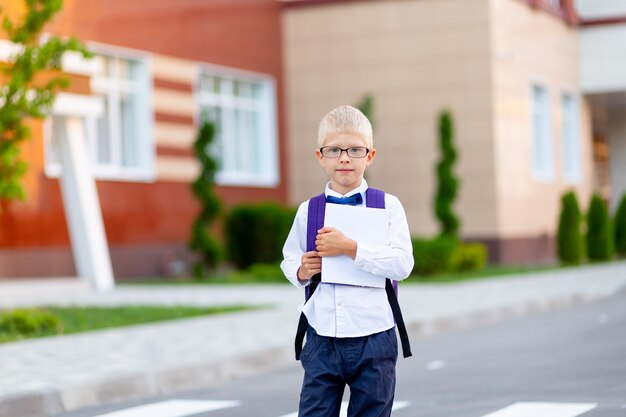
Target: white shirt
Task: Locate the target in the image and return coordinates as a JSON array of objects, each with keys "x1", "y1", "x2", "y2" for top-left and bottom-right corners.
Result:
[{"x1": 280, "y1": 180, "x2": 414, "y2": 338}]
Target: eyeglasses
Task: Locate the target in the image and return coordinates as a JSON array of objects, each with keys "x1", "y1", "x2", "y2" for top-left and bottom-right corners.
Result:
[{"x1": 319, "y1": 146, "x2": 370, "y2": 158}]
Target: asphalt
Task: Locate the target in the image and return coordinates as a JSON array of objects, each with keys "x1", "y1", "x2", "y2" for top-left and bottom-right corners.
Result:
[{"x1": 1, "y1": 261, "x2": 626, "y2": 417}]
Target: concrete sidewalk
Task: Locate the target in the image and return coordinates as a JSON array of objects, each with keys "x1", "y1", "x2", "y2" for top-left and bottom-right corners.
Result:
[{"x1": 1, "y1": 261, "x2": 626, "y2": 417}]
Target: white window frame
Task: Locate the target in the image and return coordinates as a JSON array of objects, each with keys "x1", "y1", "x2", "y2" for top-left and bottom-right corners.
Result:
[
  {"x1": 45, "y1": 43, "x2": 154, "y2": 182},
  {"x1": 561, "y1": 92, "x2": 582, "y2": 184},
  {"x1": 531, "y1": 83, "x2": 554, "y2": 182},
  {"x1": 196, "y1": 63, "x2": 279, "y2": 188}
]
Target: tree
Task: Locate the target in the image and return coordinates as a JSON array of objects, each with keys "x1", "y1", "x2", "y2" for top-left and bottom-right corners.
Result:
[
  {"x1": 189, "y1": 121, "x2": 222, "y2": 277},
  {"x1": 434, "y1": 110, "x2": 460, "y2": 238},
  {"x1": 614, "y1": 193, "x2": 626, "y2": 258},
  {"x1": 586, "y1": 194, "x2": 614, "y2": 262},
  {"x1": 0, "y1": 0, "x2": 90, "y2": 202},
  {"x1": 355, "y1": 93, "x2": 374, "y2": 129},
  {"x1": 556, "y1": 191, "x2": 583, "y2": 264}
]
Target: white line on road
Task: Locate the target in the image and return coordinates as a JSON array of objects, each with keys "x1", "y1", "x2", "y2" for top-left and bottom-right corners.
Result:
[
  {"x1": 277, "y1": 400, "x2": 410, "y2": 417},
  {"x1": 480, "y1": 402, "x2": 597, "y2": 417},
  {"x1": 92, "y1": 400, "x2": 240, "y2": 417},
  {"x1": 425, "y1": 360, "x2": 447, "y2": 370}
]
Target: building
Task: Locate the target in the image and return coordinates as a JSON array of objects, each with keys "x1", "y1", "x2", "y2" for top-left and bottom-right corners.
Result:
[
  {"x1": 2, "y1": 0, "x2": 625, "y2": 280},
  {"x1": 0, "y1": 0, "x2": 288, "y2": 279},
  {"x1": 282, "y1": 0, "x2": 626, "y2": 264}
]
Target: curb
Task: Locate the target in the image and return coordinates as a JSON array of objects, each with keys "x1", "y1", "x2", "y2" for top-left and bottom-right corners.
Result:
[
  {"x1": 0, "y1": 347, "x2": 295, "y2": 417},
  {"x1": 0, "y1": 289, "x2": 609, "y2": 417}
]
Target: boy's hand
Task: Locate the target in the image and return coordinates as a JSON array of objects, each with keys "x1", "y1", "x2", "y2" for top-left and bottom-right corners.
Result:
[
  {"x1": 298, "y1": 251, "x2": 321, "y2": 281},
  {"x1": 315, "y1": 227, "x2": 357, "y2": 259}
]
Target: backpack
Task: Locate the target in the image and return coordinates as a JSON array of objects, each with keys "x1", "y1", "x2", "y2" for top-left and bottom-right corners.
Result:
[{"x1": 294, "y1": 188, "x2": 412, "y2": 360}]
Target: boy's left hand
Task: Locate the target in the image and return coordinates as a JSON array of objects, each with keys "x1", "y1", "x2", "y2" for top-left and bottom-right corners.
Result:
[{"x1": 315, "y1": 227, "x2": 357, "y2": 259}]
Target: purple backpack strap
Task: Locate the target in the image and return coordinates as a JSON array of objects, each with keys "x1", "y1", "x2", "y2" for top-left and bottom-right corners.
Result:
[
  {"x1": 365, "y1": 188, "x2": 398, "y2": 295},
  {"x1": 365, "y1": 188, "x2": 410, "y2": 357},
  {"x1": 306, "y1": 193, "x2": 326, "y2": 252},
  {"x1": 305, "y1": 193, "x2": 325, "y2": 299}
]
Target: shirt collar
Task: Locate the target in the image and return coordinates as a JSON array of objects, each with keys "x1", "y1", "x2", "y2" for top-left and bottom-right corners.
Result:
[{"x1": 324, "y1": 179, "x2": 368, "y2": 202}]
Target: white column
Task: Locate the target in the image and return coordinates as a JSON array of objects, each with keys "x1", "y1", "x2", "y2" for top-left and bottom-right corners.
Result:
[{"x1": 58, "y1": 116, "x2": 115, "y2": 292}]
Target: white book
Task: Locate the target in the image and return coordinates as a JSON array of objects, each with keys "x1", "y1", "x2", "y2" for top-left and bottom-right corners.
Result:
[{"x1": 321, "y1": 204, "x2": 390, "y2": 288}]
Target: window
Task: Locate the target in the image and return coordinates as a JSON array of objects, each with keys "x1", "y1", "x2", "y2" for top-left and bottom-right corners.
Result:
[
  {"x1": 561, "y1": 93, "x2": 581, "y2": 183},
  {"x1": 46, "y1": 51, "x2": 154, "y2": 181},
  {"x1": 197, "y1": 68, "x2": 278, "y2": 187},
  {"x1": 531, "y1": 84, "x2": 554, "y2": 181}
]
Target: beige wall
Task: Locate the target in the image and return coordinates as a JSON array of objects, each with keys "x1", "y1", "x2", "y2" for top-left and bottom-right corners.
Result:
[
  {"x1": 283, "y1": 0, "x2": 497, "y2": 237},
  {"x1": 151, "y1": 54, "x2": 201, "y2": 182},
  {"x1": 490, "y1": 0, "x2": 594, "y2": 239}
]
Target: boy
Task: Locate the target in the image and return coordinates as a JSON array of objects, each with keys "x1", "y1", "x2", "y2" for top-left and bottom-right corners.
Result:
[{"x1": 281, "y1": 105, "x2": 414, "y2": 417}]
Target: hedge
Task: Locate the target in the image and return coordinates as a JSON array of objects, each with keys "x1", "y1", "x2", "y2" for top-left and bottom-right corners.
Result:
[
  {"x1": 450, "y1": 243, "x2": 487, "y2": 273},
  {"x1": 411, "y1": 236, "x2": 458, "y2": 276},
  {"x1": 225, "y1": 203, "x2": 296, "y2": 269}
]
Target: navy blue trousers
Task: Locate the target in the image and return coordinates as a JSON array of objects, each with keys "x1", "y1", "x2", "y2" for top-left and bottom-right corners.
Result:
[{"x1": 298, "y1": 326, "x2": 398, "y2": 417}]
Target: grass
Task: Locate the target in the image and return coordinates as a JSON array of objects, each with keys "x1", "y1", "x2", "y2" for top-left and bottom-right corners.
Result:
[
  {"x1": 126, "y1": 264, "x2": 563, "y2": 286},
  {"x1": 0, "y1": 304, "x2": 257, "y2": 344},
  {"x1": 123, "y1": 263, "x2": 288, "y2": 285},
  {"x1": 123, "y1": 259, "x2": 625, "y2": 286},
  {"x1": 406, "y1": 264, "x2": 562, "y2": 283}
]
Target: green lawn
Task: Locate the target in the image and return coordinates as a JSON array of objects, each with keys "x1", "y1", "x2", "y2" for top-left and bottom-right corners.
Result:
[
  {"x1": 122, "y1": 259, "x2": 622, "y2": 286},
  {"x1": 0, "y1": 304, "x2": 257, "y2": 344},
  {"x1": 406, "y1": 264, "x2": 562, "y2": 283},
  {"x1": 125, "y1": 264, "x2": 563, "y2": 286}
]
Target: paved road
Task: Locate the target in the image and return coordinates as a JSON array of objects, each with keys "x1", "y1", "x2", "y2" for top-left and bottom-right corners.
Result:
[{"x1": 53, "y1": 288, "x2": 626, "y2": 417}]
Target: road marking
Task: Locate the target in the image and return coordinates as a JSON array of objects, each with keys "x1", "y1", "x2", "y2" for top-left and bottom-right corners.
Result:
[
  {"x1": 277, "y1": 400, "x2": 410, "y2": 417},
  {"x1": 93, "y1": 400, "x2": 240, "y2": 417},
  {"x1": 425, "y1": 360, "x2": 447, "y2": 370},
  {"x1": 480, "y1": 402, "x2": 597, "y2": 417}
]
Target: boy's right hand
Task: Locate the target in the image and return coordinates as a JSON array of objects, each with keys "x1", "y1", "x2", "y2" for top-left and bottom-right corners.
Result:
[{"x1": 298, "y1": 251, "x2": 321, "y2": 281}]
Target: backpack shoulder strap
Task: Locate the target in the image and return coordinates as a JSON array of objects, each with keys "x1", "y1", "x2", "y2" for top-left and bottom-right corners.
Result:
[
  {"x1": 305, "y1": 193, "x2": 325, "y2": 300},
  {"x1": 295, "y1": 193, "x2": 325, "y2": 360},
  {"x1": 366, "y1": 188, "x2": 412, "y2": 358},
  {"x1": 366, "y1": 187, "x2": 385, "y2": 209},
  {"x1": 306, "y1": 193, "x2": 326, "y2": 252}
]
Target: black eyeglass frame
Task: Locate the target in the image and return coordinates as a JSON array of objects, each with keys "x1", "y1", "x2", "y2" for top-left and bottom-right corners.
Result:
[{"x1": 319, "y1": 146, "x2": 370, "y2": 158}]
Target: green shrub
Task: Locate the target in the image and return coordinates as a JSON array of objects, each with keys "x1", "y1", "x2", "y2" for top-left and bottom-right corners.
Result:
[
  {"x1": 557, "y1": 191, "x2": 584, "y2": 265},
  {"x1": 225, "y1": 203, "x2": 296, "y2": 269},
  {"x1": 615, "y1": 193, "x2": 626, "y2": 258},
  {"x1": 411, "y1": 236, "x2": 458, "y2": 276},
  {"x1": 434, "y1": 110, "x2": 460, "y2": 239},
  {"x1": 0, "y1": 308, "x2": 62, "y2": 338},
  {"x1": 229, "y1": 263, "x2": 286, "y2": 283},
  {"x1": 189, "y1": 121, "x2": 222, "y2": 276},
  {"x1": 450, "y1": 243, "x2": 487, "y2": 273},
  {"x1": 586, "y1": 194, "x2": 614, "y2": 262}
]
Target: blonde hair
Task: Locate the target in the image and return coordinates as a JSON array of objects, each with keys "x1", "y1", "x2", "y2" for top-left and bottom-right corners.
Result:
[{"x1": 317, "y1": 105, "x2": 373, "y2": 148}]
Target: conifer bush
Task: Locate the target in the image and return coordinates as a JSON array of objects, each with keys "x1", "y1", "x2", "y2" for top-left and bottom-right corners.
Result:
[
  {"x1": 586, "y1": 194, "x2": 614, "y2": 262},
  {"x1": 556, "y1": 191, "x2": 584, "y2": 264},
  {"x1": 434, "y1": 110, "x2": 460, "y2": 239},
  {"x1": 614, "y1": 193, "x2": 626, "y2": 258},
  {"x1": 189, "y1": 122, "x2": 222, "y2": 277}
]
